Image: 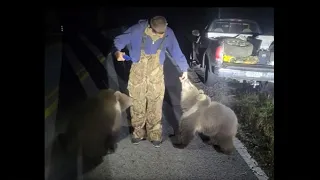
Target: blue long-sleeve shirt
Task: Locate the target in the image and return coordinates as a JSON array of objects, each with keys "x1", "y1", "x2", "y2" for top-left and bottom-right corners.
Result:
[{"x1": 113, "y1": 20, "x2": 189, "y2": 72}]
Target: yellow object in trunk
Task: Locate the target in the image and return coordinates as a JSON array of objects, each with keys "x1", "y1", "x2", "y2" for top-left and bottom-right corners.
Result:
[
  {"x1": 223, "y1": 54, "x2": 259, "y2": 64},
  {"x1": 223, "y1": 55, "x2": 235, "y2": 63},
  {"x1": 242, "y1": 56, "x2": 259, "y2": 64}
]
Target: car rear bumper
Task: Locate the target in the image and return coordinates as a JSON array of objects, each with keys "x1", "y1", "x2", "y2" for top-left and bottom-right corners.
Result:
[{"x1": 217, "y1": 64, "x2": 274, "y2": 82}]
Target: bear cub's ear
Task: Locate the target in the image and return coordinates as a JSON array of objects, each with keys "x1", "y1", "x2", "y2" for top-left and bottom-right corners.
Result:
[{"x1": 114, "y1": 91, "x2": 132, "y2": 112}]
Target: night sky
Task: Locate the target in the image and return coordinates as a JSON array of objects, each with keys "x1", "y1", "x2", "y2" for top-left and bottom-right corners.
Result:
[{"x1": 57, "y1": 7, "x2": 273, "y2": 34}]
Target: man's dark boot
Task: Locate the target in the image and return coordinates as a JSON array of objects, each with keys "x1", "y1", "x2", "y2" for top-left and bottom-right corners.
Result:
[
  {"x1": 131, "y1": 137, "x2": 145, "y2": 145},
  {"x1": 151, "y1": 141, "x2": 161, "y2": 148}
]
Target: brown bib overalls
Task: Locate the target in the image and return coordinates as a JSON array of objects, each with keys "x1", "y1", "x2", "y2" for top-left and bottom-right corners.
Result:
[{"x1": 127, "y1": 27, "x2": 166, "y2": 142}]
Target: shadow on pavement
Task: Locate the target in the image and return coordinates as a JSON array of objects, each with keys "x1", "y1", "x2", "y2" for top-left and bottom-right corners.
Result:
[
  {"x1": 65, "y1": 33, "x2": 108, "y2": 90},
  {"x1": 162, "y1": 55, "x2": 183, "y2": 143},
  {"x1": 55, "y1": 48, "x2": 89, "y2": 134},
  {"x1": 46, "y1": 135, "x2": 112, "y2": 180}
]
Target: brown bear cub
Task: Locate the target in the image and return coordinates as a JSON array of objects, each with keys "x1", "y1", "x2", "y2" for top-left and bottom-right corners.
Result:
[
  {"x1": 173, "y1": 78, "x2": 238, "y2": 155},
  {"x1": 59, "y1": 89, "x2": 132, "y2": 163}
]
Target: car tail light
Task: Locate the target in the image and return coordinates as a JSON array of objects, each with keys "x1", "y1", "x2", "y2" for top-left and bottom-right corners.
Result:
[
  {"x1": 215, "y1": 46, "x2": 223, "y2": 59},
  {"x1": 215, "y1": 45, "x2": 223, "y2": 65}
]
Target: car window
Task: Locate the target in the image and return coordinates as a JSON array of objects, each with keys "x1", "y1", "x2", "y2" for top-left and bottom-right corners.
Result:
[{"x1": 208, "y1": 20, "x2": 260, "y2": 34}]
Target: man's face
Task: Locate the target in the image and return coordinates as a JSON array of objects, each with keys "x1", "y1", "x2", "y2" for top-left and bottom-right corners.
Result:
[{"x1": 150, "y1": 26, "x2": 166, "y2": 38}]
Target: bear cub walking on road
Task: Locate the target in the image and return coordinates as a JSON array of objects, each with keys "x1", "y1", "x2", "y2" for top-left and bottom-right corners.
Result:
[{"x1": 59, "y1": 89, "x2": 132, "y2": 162}]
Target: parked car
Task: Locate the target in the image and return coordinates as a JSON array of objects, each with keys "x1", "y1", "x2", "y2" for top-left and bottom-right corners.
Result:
[{"x1": 189, "y1": 18, "x2": 274, "y2": 88}]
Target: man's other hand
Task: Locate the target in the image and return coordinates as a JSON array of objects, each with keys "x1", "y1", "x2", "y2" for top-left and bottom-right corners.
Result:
[
  {"x1": 179, "y1": 72, "x2": 188, "y2": 81},
  {"x1": 115, "y1": 51, "x2": 126, "y2": 61}
]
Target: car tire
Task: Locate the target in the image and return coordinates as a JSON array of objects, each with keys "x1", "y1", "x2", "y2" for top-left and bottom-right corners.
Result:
[
  {"x1": 189, "y1": 52, "x2": 196, "y2": 67},
  {"x1": 204, "y1": 56, "x2": 209, "y2": 83},
  {"x1": 198, "y1": 52, "x2": 209, "y2": 83},
  {"x1": 222, "y1": 37, "x2": 254, "y2": 57},
  {"x1": 192, "y1": 52, "x2": 208, "y2": 83},
  {"x1": 269, "y1": 42, "x2": 274, "y2": 52}
]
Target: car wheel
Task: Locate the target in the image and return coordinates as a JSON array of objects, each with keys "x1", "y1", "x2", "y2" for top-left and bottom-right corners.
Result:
[
  {"x1": 189, "y1": 52, "x2": 196, "y2": 67},
  {"x1": 199, "y1": 52, "x2": 209, "y2": 83}
]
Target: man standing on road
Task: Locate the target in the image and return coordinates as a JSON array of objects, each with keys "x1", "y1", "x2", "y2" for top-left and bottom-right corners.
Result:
[{"x1": 113, "y1": 16, "x2": 189, "y2": 147}]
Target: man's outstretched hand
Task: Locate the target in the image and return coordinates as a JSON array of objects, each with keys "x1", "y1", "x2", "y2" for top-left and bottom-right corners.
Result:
[
  {"x1": 179, "y1": 72, "x2": 188, "y2": 81},
  {"x1": 115, "y1": 51, "x2": 126, "y2": 61}
]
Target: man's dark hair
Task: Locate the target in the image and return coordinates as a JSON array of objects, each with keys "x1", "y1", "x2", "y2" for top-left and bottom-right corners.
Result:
[{"x1": 150, "y1": 16, "x2": 167, "y2": 33}]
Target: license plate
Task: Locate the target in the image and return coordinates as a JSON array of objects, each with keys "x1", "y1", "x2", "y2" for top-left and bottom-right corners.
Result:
[{"x1": 245, "y1": 72, "x2": 263, "y2": 78}]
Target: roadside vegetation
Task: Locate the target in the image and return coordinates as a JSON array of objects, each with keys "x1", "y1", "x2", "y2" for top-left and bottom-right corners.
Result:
[{"x1": 233, "y1": 87, "x2": 274, "y2": 180}]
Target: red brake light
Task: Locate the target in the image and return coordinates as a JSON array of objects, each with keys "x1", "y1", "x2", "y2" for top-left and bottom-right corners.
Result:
[{"x1": 215, "y1": 46, "x2": 223, "y2": 60}]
